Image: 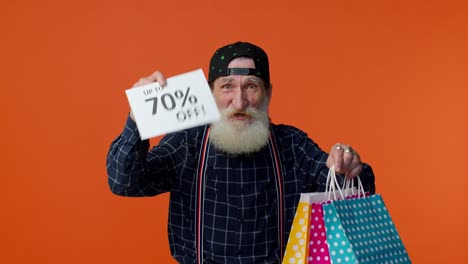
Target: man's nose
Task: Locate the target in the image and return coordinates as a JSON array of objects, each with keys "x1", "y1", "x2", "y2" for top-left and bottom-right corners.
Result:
[{"x1": 232, "y1": 87, "x2": 248, "y2": 110}]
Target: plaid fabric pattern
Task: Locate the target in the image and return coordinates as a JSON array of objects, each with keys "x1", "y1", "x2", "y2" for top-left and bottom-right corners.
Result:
[{"x1": 107, "y1": 116, "x2": 375, "y2": 264}]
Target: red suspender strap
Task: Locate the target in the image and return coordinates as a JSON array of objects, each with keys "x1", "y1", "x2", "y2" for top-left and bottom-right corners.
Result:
[
  {"x1": 269, "y1": 131, "x2": 285, "y2": 261},
  {"x1": 196, "y1": 127, "x2": 210, "y2": 264},
  {"x1": 195, "y1": 127, "x2": 284, "y2": 263}
]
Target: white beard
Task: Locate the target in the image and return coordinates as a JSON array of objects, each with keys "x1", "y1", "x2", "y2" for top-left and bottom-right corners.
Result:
[{"x1": 209, "y1": 101, "x2": 270, "y2": 155}]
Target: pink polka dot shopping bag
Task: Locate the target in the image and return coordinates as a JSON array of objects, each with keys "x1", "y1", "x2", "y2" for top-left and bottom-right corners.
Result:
[{"x1": 308, "y1": 203, "x2": 331, "y2": 263}]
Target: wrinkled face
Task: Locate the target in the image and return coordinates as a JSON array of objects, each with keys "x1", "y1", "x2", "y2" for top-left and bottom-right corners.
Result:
[
  {"x1": 212, "y1": 57, "x2": 270, "y2": 127},
  {"x1": 209, "y1": 57, "x2": 271, "y2": 155}
]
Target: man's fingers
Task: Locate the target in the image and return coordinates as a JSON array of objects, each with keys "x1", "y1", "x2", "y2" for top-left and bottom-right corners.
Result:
[
  {"x1": 149, "y1": 71, "x2": 167, "y2": 86},
  {"x1": 342, "y1": 147, "x2": 353, "y2": 172},
  {"x1": 132, "y1": 71, "x2": 167, "y2": 88},
  {"x1": 345, "y1": 163, "x2": 363, "y2": 179},
  {"x1": 345, "y1": 154, "x2": 362, "y2": 179},
  {"x1": 330, "y1": 143, "x2": 363, "y2": 178},
  {"x1": 331, "y1": 144, "x2": 344, "y2": 173}
]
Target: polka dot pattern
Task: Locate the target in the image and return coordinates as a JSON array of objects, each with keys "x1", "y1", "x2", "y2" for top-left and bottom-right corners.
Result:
[
  {"x1": 323, "y1": 203, "x2": 355, "y2": 264},
  {"x1": 283, "y1": 200, "x2": 310, "y2": 264},
  {"x1": 323, "y1": 194, "x2": 411, "y2": 264},
  {"x1": 308, "y1": 203, "x2": 331, "y2": 263}
]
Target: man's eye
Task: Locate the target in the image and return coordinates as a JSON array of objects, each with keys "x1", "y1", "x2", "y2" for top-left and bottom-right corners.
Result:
[
  {"x1": 222, "y1": 85, "x2": 231, "y2": 89},
  {"x1": 247, "y1": 83, "x2": 257, "y2": 89}
]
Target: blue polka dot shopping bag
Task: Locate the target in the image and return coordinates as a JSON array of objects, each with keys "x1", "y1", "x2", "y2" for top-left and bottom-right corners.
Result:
[{"x1": 323, "y1": 174, "x2": 411, "y2": 263}]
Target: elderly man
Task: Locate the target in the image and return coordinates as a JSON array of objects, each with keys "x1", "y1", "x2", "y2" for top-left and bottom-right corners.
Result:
[{"x1": 107, "y1": 41, "x2": 375, "y2": 264}]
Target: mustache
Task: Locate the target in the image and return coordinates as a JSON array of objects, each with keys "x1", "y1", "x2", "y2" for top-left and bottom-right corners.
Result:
[{"x1": 222, "y1": 106, "x2": 259, "y2": 118}]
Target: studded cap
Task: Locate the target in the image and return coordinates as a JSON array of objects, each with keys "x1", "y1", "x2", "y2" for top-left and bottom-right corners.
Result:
[{"x1": 208, "y1": 41, "x2": 270, "y2": 86}]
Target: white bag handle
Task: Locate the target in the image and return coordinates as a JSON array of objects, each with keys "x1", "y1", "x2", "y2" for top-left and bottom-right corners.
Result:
[
  {"x1": 326, "y1": 165, "x2": 344, "y2": 201},
  {"x1": 343, "y1": 175, "x2": 366, "y2": 198},
  {"x1": 356, "y1": 175, "x2": 365, "y2": 197},
  {"x1": 342, "y1": 178, "x2": 355, "y2": 196},
  {"x1": 327, "y1": 165, "x2": 366, "y2": 200}
]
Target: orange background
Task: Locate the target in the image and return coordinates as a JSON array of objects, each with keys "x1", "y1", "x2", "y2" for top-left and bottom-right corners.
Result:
[{"x1": 2, "y1": 0, "x2": 467, "y2": 263}]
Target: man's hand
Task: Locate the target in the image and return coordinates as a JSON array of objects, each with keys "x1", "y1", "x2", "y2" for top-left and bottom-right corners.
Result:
[
  {"x1": 129, "y1": 71, "x2": 167, "y2": 121},
  {"x1": 326, "y1": 143, "x2": 363, "y2": 179}
]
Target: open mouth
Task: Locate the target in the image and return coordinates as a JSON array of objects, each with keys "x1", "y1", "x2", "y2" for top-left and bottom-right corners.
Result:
[{"x1": 231, "y1": 112, "x2": 250, "y2": 120}]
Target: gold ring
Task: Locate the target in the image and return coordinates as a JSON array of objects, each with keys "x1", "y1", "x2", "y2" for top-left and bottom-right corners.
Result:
[
  {"x1": 335, "y1": 145, "x2": 344, "y2": 151},
  {"x1": 345, "y1": 146, "x2": 354, "y2": 153}
]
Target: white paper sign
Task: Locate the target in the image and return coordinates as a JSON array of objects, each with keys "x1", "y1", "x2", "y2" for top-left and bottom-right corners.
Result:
[{"x1": 125, "y1": 69, "x2": 220, "y2": 139}]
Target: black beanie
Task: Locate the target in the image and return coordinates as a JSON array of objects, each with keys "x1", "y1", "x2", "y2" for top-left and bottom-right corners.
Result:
[{"x1": 208, "y1": 41, "x2": 270, "y2": 86}]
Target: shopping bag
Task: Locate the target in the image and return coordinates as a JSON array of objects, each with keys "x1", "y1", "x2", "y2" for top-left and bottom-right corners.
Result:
[
  {"x1": 283, "y1": 167, "x2": 359, "y2": 264},
  {"x1": 283, "y1": 190, "x2": 359, "y2": 264},
  {"x1": 283, "y1": 193, "x2": 312, "y2": 264},
  {"x1": 307, "y1": 180, "x2": 361, "y2": 264},
  {"x1": 323, "y1": 194, "x2": 411, "y2": 263},
  {"x1": 307, "y1": 203, "x2": 331, "y2": 264}
]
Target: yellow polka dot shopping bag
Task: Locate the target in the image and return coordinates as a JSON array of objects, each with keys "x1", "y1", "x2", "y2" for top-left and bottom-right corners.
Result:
[
  {"x1": 282, "y1": 193, "x2": 312, "y2": 264},
  {"x1": 322, "y1": 169, "x2": 411, "y2": 263}
]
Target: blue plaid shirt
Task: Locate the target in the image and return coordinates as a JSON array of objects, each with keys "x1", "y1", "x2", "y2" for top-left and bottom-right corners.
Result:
[{"x1": 106, "y1": 116, "x2": 375, "y2": 264}]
